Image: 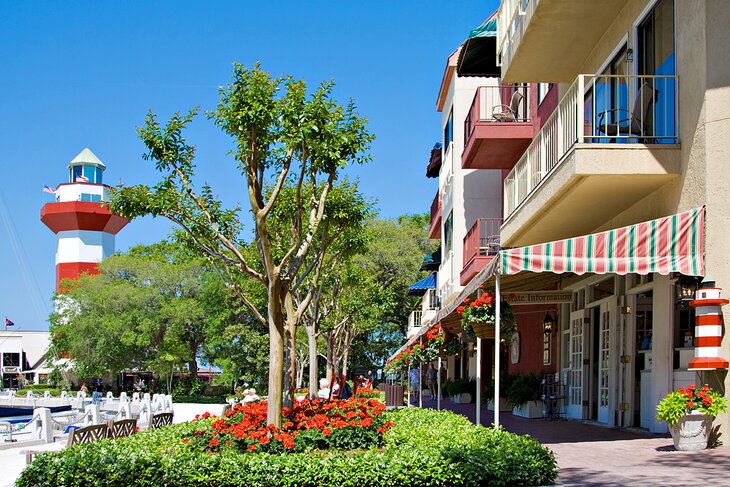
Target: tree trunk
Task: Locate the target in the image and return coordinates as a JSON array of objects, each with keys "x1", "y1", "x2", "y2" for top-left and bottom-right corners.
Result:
[
  {"x1": 283, "y1": 320, "x2": 296, "y2": 409},
  {"x1": 326, "y1": 332, "x2": 334, "y2": 383},
  {"x1": 267, "y1": 283, "x2": 285, "y2": 427},
  {"x1": 189, "y1": 344, "x2": 199, "y2": 380},
  {"x1": 342, "y1": 328, "x2": 350, "y2": 378},
  {"x1": 307, "y1": 326, "x2": 319, "y2": 399}
]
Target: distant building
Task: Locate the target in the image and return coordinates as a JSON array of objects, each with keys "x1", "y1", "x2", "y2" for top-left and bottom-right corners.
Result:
[{"x1": 0, "y1": 330, "x2": 51, "y2": 388}]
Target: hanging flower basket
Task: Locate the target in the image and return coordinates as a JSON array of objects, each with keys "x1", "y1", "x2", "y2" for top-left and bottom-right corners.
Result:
[
  {"x1": 456, "y1": 290, "x2": 516, "y2": 344},
  {"x1": 470, "y1": 321, "x2": 495, "y2": 339}
]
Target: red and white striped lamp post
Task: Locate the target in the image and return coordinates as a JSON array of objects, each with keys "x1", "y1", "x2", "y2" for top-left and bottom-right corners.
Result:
[{"x1": 688, "y1": 280, "x2": 729, "y2": 370}]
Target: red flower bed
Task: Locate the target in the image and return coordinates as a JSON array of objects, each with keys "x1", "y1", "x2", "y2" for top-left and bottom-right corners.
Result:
[
  {"x1": 183, "y1": 397, "x2": 393, "y2": 453},
  {"x1": 354, "y1": 387, "x2": 380, "y2": 399}
]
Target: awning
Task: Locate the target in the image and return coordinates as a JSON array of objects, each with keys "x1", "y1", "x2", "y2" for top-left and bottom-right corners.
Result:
[
  {"x1": 420, "y1": 247, "x2": 441, "y2": 271},
  {"x1": 426, "y1": 144, "x2": 442, "y2": 178},
  {"x1": 389, "y1": 207, "x2": 706, "y2": 361},
  {"x1": 501, "y1": 207, "x2": 704, "y2": 277},
  {"x1": 407, "y1": 272, "x2": 436, "y2": 296},
  {"x1": 457, "y1": 15, "x2": 501, "y2": 77}
]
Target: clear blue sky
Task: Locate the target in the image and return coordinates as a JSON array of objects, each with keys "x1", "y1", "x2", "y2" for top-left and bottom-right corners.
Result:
[{"x1": 0, "y1": 1, "x2": 498, "y2": 330}]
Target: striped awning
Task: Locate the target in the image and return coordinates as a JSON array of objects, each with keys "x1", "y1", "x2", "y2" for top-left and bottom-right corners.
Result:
[{"x1": 501, "y1": 207, "x2": 705, "y2": 277}]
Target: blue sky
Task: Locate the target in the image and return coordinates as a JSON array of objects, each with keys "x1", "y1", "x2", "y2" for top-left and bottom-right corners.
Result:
[{"x1": 0, "y1": 1, "x2": 498, "y2": 330}]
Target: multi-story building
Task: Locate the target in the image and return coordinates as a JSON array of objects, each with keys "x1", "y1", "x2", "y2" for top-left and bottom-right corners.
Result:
[
  {"x1": 399, "y1": 0, "x2": 730, "y2": 436},
  {"x1": 0, "y1": 330, "x2": 51, "y2": 388}
]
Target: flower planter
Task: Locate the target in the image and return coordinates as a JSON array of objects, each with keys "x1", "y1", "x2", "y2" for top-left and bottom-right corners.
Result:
[
  {"x1": 670, "y1": 411, "x2": 713, "y2": 451},
  {"x1": 487, "y1": 397, "x2": 512, "y2": 412},
  {"x1": 512, "y1": 400, "x2": 543, "y2": 419},
  {"x1": 450, "y1": 393, "x2": 473, "y2": 404},
  {"x1": 470, "y1": 321, "x2": 495, "y2": 339}
]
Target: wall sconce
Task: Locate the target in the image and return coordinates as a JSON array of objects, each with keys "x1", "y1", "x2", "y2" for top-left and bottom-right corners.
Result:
[
  {"x1": 627, "y1": 48, "x2": 634, "y2": 63},
  {"x1": 675, "y1": 275, "x2": 702, "y2": 307},
  {"x1": 543, "y1": 313, "x2": 555, "y2": 335}
]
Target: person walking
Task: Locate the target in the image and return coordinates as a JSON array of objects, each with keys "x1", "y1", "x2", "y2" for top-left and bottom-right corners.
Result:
[
  {"x1": 426, "y1": 364, "x2": 438, "y2": 400},
  {"x1": 408, "y1": 366, "x2": 420, "y2": 405}
]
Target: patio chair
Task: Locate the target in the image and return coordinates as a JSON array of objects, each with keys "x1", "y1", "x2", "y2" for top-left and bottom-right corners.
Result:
[
  {"x1": 492, "y1": 90, "x2": 523, "y2": 122},
  {"x1": 24, "y1": 423, "x2": 108, "y2": 464},
  {"x1": 107, "y1": 418, "x2": 137, "y2": 439},
  {"x1": 150, "y1": 412, "x2": 174, "y2": 429},
  {"x1": 597, "y1": 82, "x2": 657, "y2": 140},
  {"x1": 68, "y1": 423, "x2": 108, "y2": 446}
]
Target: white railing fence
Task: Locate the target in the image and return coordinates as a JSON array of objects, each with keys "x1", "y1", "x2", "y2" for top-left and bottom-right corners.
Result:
[{"x1": 504, "y1": 74, "x2": 678, "y2": 217}]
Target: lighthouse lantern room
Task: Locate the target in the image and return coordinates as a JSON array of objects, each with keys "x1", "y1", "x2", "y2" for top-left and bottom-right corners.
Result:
[{"x1": 40, "y1": 148, "x2": 128, "y2": 291}]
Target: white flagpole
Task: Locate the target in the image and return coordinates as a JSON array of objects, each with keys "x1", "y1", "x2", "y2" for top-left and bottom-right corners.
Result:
[{"x1": 494, "y1": 273, "x2": 501, "y2": 430}]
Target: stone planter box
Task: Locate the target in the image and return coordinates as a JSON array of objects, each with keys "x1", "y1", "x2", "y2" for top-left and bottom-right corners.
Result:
[
  {"x1": 450, "y1": 393, "x2": 473, "y2": 404},
  {"x1": 487, "y1": 397, "x2": 512, "y2": 412},
  {"x1": 670, "y1": 412, "x2": 713, "y2": 451},
  {"x1": 512, "y1": 400, "x2": 543, "y2": 419}
]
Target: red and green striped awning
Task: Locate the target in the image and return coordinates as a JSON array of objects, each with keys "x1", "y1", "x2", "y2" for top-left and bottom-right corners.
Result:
[{"x1": 501, "y1": 207, "x2": 705, "y2": 276}]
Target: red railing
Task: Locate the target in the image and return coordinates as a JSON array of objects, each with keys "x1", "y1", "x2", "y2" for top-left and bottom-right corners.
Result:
[
  {"x1": 463, "y1": 218, "x2": 502, "y2": 267},
  {"x1": 464, "y1": 83, "x2": 531, "y2": 146},
  {"x1": 430, "y1": 191, "x2": 441, "y2": 224}
]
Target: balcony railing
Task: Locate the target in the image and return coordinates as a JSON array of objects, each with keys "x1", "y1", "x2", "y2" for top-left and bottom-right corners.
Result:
[
  {"x1": 504, "y1": 74, "x2": 678, "y2": 217},
  {"x1": 463, "y1": 218, "x2": 503, "y2": 267},
  {"x1": 464, "y1": 83, "x2": 531, "y2": 145},
  {"x1": 422, "y1": 288, "x2": 441, "y2": 312},
  {"x1": 497, "y1": 0, "x2": 536, "y2": 72}
]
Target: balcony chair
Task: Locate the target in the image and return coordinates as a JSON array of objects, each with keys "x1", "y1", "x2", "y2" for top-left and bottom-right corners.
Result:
[
  {"x1": 597, "y1": 82, "x2": 657, "y2": 141},
  {"x1": 492, "y1": 90, "x2": 523, "y2": 122}
]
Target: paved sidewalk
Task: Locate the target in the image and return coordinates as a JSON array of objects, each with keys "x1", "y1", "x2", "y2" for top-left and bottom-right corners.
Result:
[{"x1": 417, "y1": 395, "x2": 730, "y2": 486}]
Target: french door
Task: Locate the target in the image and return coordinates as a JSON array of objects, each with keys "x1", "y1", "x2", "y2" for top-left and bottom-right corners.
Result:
[
  {"x1": 597, "y1": 301, "x2": 612, "y2": 424},
  {"x1": 567, "y1": 310, "x2": 587, "y2": 419}
]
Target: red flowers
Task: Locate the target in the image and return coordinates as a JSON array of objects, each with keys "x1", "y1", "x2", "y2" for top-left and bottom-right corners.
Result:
[{"x1": 182, "y1": 398, "x2": 392, "y2": 454}]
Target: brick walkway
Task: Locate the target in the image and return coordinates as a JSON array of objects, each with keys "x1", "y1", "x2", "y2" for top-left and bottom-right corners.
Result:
[{"x1": 416, "y1": 395, "x2": 730, "y2": 486}]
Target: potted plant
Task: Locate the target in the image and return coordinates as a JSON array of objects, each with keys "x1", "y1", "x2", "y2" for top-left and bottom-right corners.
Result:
[
  {"x1": 457, "y1": 292, "x2": 516, "y2": 343},
  {"x1": 656, "y1": 384, "x2": 727, "y2": 451},
  {"x1": 425, "y1": 324, "x2": 462, "y2": 357},
  {"x1": 506, "y1": 372, "x2": 543, "y2": 419},
  {"x1": 445, "y1": 378, "x2": 476, "y2": 404},
  {"x1": 483, "y1": 372, "x2": 515, "y2": 412}
]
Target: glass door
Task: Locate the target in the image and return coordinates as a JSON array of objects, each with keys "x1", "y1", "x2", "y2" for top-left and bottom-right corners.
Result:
[
  {"x1": 567, "y1": 310, "x2": 587, "y2": 419},
  {"x1": 637, "y1": 0, "x2": 676, "y2": 142},
  {"x1": 597, "y1": 301, "x2": 612, "y2": 424}
]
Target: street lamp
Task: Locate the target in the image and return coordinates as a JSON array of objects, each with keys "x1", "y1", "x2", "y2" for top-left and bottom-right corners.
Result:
[{"x1": 543, "y1": 313, "x2": 555, "y2": 335}]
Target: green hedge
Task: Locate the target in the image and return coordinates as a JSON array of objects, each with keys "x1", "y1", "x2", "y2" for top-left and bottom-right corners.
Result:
[
  {"x1": 16, "y1": 387, "x2": 61, "y2": 397},
  {"x1": 18, "y1": 408, "x2": 556, "y2": 486}
]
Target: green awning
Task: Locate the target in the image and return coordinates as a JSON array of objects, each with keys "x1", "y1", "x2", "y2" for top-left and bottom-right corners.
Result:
[
  {"x1": 420, "y1": 247, "x2": 441, "y2": 271},
  {"x1": 457, "y1": 16, "x2": 500, "y2": 77}
]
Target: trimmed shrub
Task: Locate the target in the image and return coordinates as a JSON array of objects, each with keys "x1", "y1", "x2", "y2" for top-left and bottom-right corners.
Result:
[{"x1": 18, "y1": 407, "x2": 556, "y2": 486}]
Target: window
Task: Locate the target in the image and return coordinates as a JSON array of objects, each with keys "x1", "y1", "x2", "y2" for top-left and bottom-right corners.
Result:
[
  {"x1": 537, "y1": 83, "x2": 552, "y2": 105},
  {"x1": 2, "y1": 353, "x2": 20, "y2": 367},
  {"x1": 443, "y1": 212, "x2": 453, "y2": 253},
  {"x1": 443, "y1": 109, "x2": 453, "y2": 148},
  {"x1": 590, "y1": 277, "x2": 615, "y2": 302},
  {"x1": 80, "y1": 193, "x2": 102, "y2": 202}
]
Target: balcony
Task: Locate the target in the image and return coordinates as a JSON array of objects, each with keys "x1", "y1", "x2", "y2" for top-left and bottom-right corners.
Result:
[
  {"x1": 428, "y1": 190, "x2": 441, "y2": 239},
  {"x1": 502, "y1": 74, "x2": 681, "y2": 246},
  {"x1": 407, "y1": 309, "x2": 423, "y2": 338},
  {"x1": 497, "y1": 0, "x2": 628, "y2": 82},
  {"x1": 462, "y1": 83, "x2": 535, "y2": 170},
  {"x1": 461, "y1": 218, "x2": 502, "y2": 286}
]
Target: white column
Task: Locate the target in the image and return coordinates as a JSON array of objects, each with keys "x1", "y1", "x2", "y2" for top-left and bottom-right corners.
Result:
[
  {"x1": 494, "y1": 273, "x2": 501, "y2": 430},
  {"x1": 476, "y1": 338, "x2": 482, "y2": 426},
  {"x1": 437, "y1": 356, "x2": 442, "y2": 410},
  {"x1": 651, "y1": 274, "x2": 672, "y2": 434}
]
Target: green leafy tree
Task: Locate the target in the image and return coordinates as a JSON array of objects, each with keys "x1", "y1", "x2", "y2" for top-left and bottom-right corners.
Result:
[
  {"x1": 108, "y1": 63, "x2": 373, "y2": 426},
  {"x1": 50, "y1": 241, "x2": 234, "y2": 391}
]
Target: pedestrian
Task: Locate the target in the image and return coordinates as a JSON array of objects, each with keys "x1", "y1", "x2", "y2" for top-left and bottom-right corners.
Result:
[
  {"x1": 426, "y1": 364, "x2": 438, "y2": 400},
  {"x1": 366, "y1": 370, "x2": 375, "y2": 388},
  {"x1": 408, "y1": 366, "x2": 420, "y2": 404}
]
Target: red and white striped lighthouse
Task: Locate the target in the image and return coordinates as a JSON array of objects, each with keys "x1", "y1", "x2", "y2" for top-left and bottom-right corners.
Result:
[
  {"x1": 688, "y1": 281, "x2": 729, "y2": 370},
  {"x1": 40, "y1": 148, "x2": 128, "y2": 291}
]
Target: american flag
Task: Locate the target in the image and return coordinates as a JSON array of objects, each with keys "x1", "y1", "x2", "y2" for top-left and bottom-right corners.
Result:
[
  {"x1": 76, "y1": 175, "x2": 89, "y2": 183},
  {"x1": 42, "y1": 185, "x2": 57, "y2": 194}
]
